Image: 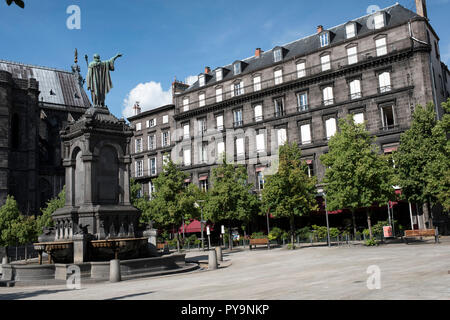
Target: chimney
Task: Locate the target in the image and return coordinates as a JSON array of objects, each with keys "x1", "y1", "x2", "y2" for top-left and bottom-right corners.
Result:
[
  {"x1": 415, "y1": 0, "x2": 428, "y2": 19},
  {"x1": 317, "y1": 25, "x2": 323, "y2": 34},
  {"x1": 133, "y1": 101, "x2": 141, "y2": 115},
  {"x1": 204, "y1": 66, "x2": 211, "y2": 74},
  {"x1": 255, "y1": 48, "x2": 262, "y2": 57}
]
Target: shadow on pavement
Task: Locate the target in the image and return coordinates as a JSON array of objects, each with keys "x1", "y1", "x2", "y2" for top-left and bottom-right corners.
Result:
[{"x1": 0, "y1": 289, "x2": 71, "y2": 300}]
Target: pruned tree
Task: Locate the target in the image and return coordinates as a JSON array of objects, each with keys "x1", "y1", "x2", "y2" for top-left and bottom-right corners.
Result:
[
  {"x1": 320, "y1": 115, "x2": 395, "y2": 239},
  {"x1": 262, "y1": 142, "x2": 318, "y2": 249},
  {"x1": 5, "y1": 0, "x2": 24, "y2": 8}
]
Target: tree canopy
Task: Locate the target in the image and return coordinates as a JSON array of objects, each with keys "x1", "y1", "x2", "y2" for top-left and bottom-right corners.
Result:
[
  {"x1": 5, "y1": 0, "x2": 24, "y2": 8},
  {"x1": 262, "y1": 142, "x2": 318, "y2": 248},
  {"x1": 320, "y1": 115, "x2": 395, "y2": 237},
  {"x1": 36, "y1": 186, "x2": 65, "y2": 233}
]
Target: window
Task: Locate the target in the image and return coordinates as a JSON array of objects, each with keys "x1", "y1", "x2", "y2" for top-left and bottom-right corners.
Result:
[
  {"x1": 374, "y1": 12, "x2": 385, "y2": 29},
  {"x1": 349, "y1": 79, "x2": 362, "y2": 99},
  {"x1": 149, "y1": 157, "x2": 157, "y2": 176},
  {"x1": 183, "y1": 149, "x2": 191, "y2": 166},
  {"x1": 200, "y1": 142, "x2": 208, "y2": 163},
  {"x1": 216, "y1": 88, "x2": 223, "y2": 103},
  {"x1": 256, "y1": 132, "x2": 265, "y2": 153},
  {"x1": 353, "y1": 112, "x2": 364, "y2": 124},
  {"x1": 216, "y1": 114, "x2": 224, "y2": 131},
  {"x1": 378, "y1": 72, "x2": 391, "y2": 93},
  {"x1": 135, "y1": 160, "x2": 143, "y2": 177},
  {"x1": 321, "y1": 54, "x2": 331, "y2": 71},
  {"x1": 162, "y1": 131, "x2": 170, "y2": 147},
  {"x1": 380, "y1": 105, "x2": 396, "y2": 129},
  {"x1": 300, "y1": 124, "x2": 312, "y2": 144},
  {"x1": 234, "y1": 62, "x2": 241, "y2": 75},
  {"x1": 325, "y1": 117, "x2": 337, "y2": 139},
  {"x1": 232, "y1": 81, "x2": 244, "y2": 97},
  {"x1": 277, "y1": 128, "x2": 287, "y2": 146},
  {"x1": 148, "y1": 135, "x2": 155, "y2": 150},
  {"x1": 198, "y1": 118, "x2": 207, "y2": 134},
  {"x1": 323, "y1": 86, "x2": 334, "y2": 105},
  {"x1": 347, "y1": 46, "x2": 358, "y2": 64},
  {"x1": 376, "y1": 37, "x2": 387, "y2": 56},
  {"x1": 199, "y1": 75, "x2": 205, "y2": 87},
  {"x1": 217, "y1": 141, "x2": 225, "y2": 159},
  {"x1": 257, "y1": 171, "x2": 265, "y2": 190},
  {"x1": 297, "y1": 62, "x2": 306, "y2": 78},
  {"x1": 216, "y1": 68, "x2": 223, "y2": 81},
  {"x1": 320, "y1": 32, "x2": 329, "y2": 47},
  {"x1": 163, "y1": 115, "x2": 169, "y2": 124},
  {"x1": 233, "y1": 109, "x2": 243, "y2": 127},
  {"x1": 274, "y1": 69, "x2": 283, "y2": 85},
  {"x1": 199, "y1": 93, "x2": 205, "y2": 107},
  {"x1": 199, "y1": 176, "x2": 208, "y2": 192},
  {"x1": 274, "y1": 98, "x2": 284, "y2": 117},
  {"x1": 146, "y1": 120, "x2": 150, "y2": 128},
  {"x1": 253, "y1": 76, "x2": 261, "y2": 91},
  {"x1": 346, "y1": 23, "x2": 356, "y2": 38},
  {"x1": 183, "y1": 123, "x2": 190, "y2": 139},
  {"x1": 254, "y1": 104, "x2": 263, "y2": 122},
  {"x1": 274, "y1": 49, "x2": 282, "y2": 62},
  {"x1": 236, "y1": 137, "x2": 245, "y2": 157},
  {"x1": 306, "y1": 160, "x2": 315, "y2": 177},
  {"x1": 136, "y1": 122, "x2": 142, "y2": 131},
  {"x1": 148, "y1": 181, "x2": 155, "y2": 199},
  {"x1": 183, "y1": 98, "x2": 189, "y2": 112},
  {"x1": 135, "y1": 138, "x2": 143, "y2": 153},
  {"x1": 297, "y1": 92, "x2": 308, "y2": 111}
]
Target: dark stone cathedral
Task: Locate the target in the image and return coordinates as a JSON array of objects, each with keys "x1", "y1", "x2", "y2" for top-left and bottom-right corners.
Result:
[{"x1": 0, "y1": 57, "x2": 90, "y2": 215}]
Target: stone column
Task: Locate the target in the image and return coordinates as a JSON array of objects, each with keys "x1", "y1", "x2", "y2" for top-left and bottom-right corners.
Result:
[{"x1": 73, "y1": 234, "x2": 88, "y2": 264}]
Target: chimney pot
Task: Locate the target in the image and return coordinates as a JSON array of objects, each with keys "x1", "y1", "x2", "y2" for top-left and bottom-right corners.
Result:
[
  {"x1": 415, "y1": 0, "x2": 428, "y2": 19},
  {"x1": 255, "y1": 48, "x2": 262, "y2": 57},
  {"x1": 317, "y1": 25, "x2": 323, "y2": 34},
  {"x1": 205, "y1": 66, "x2": 211, "y2": 74}
]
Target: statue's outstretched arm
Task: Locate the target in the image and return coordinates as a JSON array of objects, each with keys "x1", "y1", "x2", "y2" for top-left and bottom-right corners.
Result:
[{"x1": 112, "y1": 53, "x2": 123, "y2": 61}]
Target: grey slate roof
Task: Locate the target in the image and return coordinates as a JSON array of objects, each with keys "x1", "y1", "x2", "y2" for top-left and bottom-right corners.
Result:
[
  {"x1": 0, "y1": 59, "x2": 91, "y2": 108},
  {"x1": 184, "y1": 3, "x2": 419, "y2": 93}
]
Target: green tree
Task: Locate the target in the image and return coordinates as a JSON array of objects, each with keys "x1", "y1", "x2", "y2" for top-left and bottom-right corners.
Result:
[
  {"x1": 424, "y1": 99, "x2": 450, "y2": 211},
  {"x1": 262, "y1": 143, "x2": 318, "y2": 249},
  {"x1": 146, "y1": 159, "x2": 200, "y2": 251},
  {"x1": 393, "y1": 103, "x2": 443, "y2": 228},
  {"x1": 320, "y1": 115, "x2": 395, "y2": 239},
  {"x1": 130, "y1": 178, "x2": 152, "y2": 227},
  {"x1": 204, "y1": 157, "x2": 259, "y2": 249},
  {"x1": 0, "y1": 196, "x2": 22, "y2": 249},
  {"x1": 36, "y1": 186, "x2": 65, "y2": 233}
]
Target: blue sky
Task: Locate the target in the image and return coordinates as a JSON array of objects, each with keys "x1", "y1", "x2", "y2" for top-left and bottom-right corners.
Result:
[{"x1": 1, "y1": 0, "x2": 449, "y2": 119}]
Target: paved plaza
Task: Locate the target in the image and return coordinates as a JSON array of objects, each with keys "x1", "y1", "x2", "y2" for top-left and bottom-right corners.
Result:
[{"x1": 1, "y1": 242, "x2": 449, "y2": 300}]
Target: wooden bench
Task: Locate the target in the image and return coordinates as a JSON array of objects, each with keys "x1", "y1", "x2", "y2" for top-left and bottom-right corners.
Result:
[
  {"x1": 404, "y1": 229, "x2": 438, "y2": 244},
  {"x1": 249, "y1": 238, "x2": 270, "y2": 250},
  {"x1": 156, "y1": 243, "x2": 166, "y2": 250}
]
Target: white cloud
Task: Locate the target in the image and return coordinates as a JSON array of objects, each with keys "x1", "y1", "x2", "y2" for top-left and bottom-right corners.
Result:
[
  {"x1": 184, "y1": 75, "x2": 198, "y2": 86},
  {"x1": 122, "y1": 81, "x2": 172, "y2": 118}
]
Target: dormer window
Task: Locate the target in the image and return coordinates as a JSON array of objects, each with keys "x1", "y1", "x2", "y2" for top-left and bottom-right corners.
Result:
[
  {"x1": 320, "y1": 32, "x2": 329, "y2": 47},
  {"x1": 199, "y1": 75, "x2": 205, "y2": 87},
  {"x1": 346, "y1": 23, "x2": 356, "y2": 38},
  {"x1": 216, "y1": 68, "x2": 223, "y2": 81},
  {"x1": 274, "y1": 48, "x2": 282, "y2": 62},
  {"x1": 234, "y1": 62, "x2": 241, "y2": 75},
  {"x1": 374, "y1": 12, "x2": 385, "y2": 29}
]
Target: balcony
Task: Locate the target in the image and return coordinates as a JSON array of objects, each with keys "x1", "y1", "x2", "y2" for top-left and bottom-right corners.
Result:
[
  {"x1": 297, "y1": 105, "x2": 309, "y2": 112},
  {"x1": 233, "y1": 121, "x2": 243, "y2": 128},
  {"x1": 378, "y1": 86, "x2": 392, "y2": 94},
  {"x1": 350, "y1": 92, "x2": 362, "y2": 100}
]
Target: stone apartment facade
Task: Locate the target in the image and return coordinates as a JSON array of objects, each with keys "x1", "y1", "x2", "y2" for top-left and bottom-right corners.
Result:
[
  {"x1": 128, "y1": 2, "x2": 449, "y2": 229},
  {"x1": 0, "y1": 60, "x2": 90, "y2": 214}
]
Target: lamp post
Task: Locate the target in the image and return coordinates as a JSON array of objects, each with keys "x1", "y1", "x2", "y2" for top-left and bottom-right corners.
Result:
[
  {"x1": 318, "y1": 188, "x2": 331, "y2": 247},
  {"x1": 195, "y1": 200, "x2": 205, "y2": 251}
]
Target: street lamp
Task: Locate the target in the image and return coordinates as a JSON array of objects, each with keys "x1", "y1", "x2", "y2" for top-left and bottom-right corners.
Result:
[
  {"x1": 318, "y1": 187, "x2": 331, "y2": 247},
  {"x1": 194, "y1": 200, "x2": 205, "y2": 250}
]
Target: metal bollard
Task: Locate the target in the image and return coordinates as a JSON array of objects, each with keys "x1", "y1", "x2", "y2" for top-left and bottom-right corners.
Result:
[
  {"x1": 215, "y1": 246, "x2": 223, "y2": 262},
  {"x1": 110, "y1": 259, "x2": 121, "y2": 282},
  {"x1": 208, "y1": 249, "x2": 218, "y2": 270}
]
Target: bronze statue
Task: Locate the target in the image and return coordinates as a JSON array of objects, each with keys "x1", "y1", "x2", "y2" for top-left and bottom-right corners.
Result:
[{"x1": 86, "y1": 53, "x2": 122, "y2": 107}]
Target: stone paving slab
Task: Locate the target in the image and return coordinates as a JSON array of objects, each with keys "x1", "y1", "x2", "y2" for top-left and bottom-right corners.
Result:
[{"x1": 0, "y1": 242, "x2": 449, "y2": 300}]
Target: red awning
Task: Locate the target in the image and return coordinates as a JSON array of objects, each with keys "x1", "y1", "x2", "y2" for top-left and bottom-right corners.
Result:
[
  {"x1": 256, "y1": 167, "x2": 265, "y2": 172},
  {"x1": 199, "y1": 175, "x2": 208, "y2": 181},
  {"x1": 179, "y1": 220, "x2": 214, "y2": 233}
]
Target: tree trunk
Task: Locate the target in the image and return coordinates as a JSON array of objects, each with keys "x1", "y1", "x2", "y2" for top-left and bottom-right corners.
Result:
[
  {"x1": 176, "y1": 232, "x2": 180, "y2": 253},
  {"x1": 366, "y1": 209, "x2": 373, "y2": 240},
  {"x1": 228, "y1": 220, "x2": 233, "y2": 251},
  {"x1": 351, "y1": 210, "x2": 357, "y2": 237},
  {"x1": 290, "y1": 215, "x2": 295, "y2": 249},
  {"x1": 422, "y1": 202, "x2": 433, "y2": 229}
]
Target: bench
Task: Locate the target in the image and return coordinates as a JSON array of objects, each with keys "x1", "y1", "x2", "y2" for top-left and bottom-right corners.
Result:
[
  {"x1": 404, "y1": 229, "x2": 438, "y2": 244},
  {"x1": 156, "y1": 243, "x2": 166, "y2": 250},
  {"x1": 249, "y1": 238, "x2": 270, "y2": 250}
]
